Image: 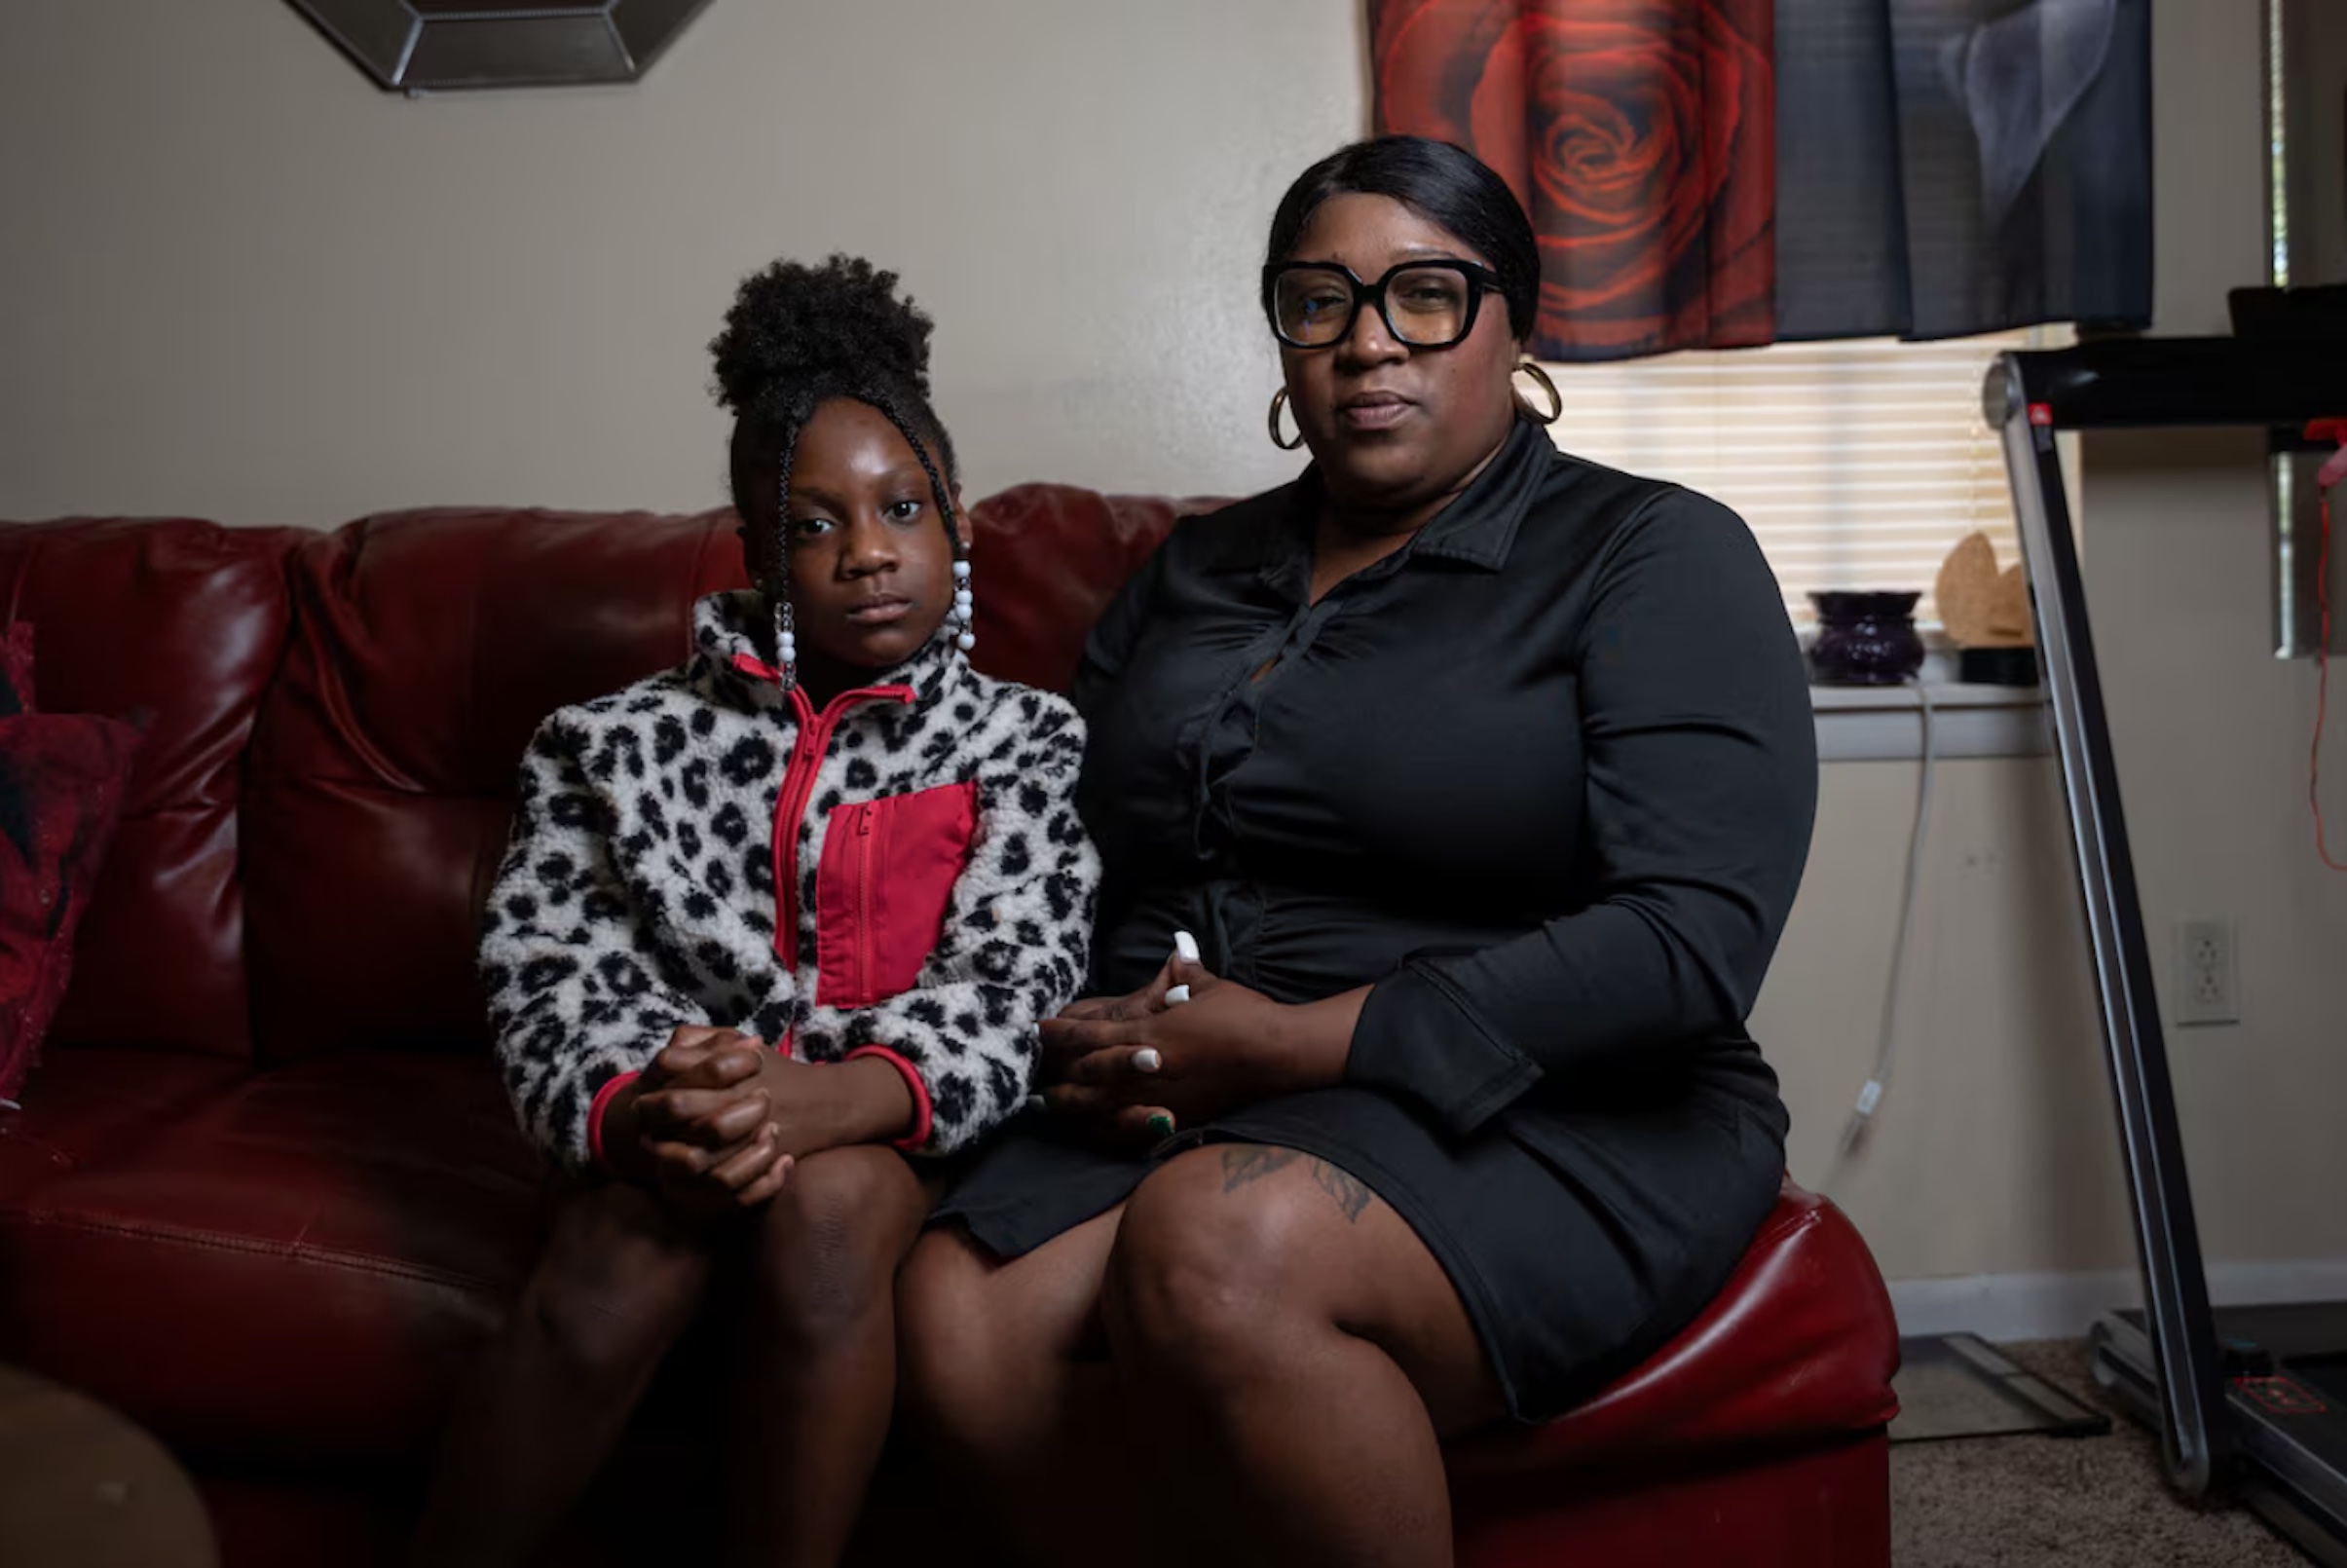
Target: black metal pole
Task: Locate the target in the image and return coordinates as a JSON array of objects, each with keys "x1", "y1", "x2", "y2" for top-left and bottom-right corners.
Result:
[{"x1": 1986, "y1": 352, "x2": 2230, "y2": 1495}]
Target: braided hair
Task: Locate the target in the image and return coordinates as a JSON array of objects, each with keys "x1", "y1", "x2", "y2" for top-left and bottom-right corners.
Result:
[{"x1": 710, "y1": 254, "x2": 963, "y2": 667}]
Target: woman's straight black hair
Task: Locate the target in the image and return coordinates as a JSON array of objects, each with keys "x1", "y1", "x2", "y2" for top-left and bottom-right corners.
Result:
[{"x1": 1264, "y1": 135, "x2": 1540, "y2": 343}]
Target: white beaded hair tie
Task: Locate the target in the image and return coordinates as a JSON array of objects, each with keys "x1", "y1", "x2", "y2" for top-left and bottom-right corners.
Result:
[{"x1": 950, "y1": 556, "x2": 975, "y2": 653}]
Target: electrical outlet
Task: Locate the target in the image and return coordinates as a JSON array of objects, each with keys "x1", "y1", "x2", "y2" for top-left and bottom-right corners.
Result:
[{"x1": 2174, "y1": 917, "x2": 2239, "y2": 1027}]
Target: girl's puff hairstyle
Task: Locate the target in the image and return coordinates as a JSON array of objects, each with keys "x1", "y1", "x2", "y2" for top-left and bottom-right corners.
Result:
[{"x1": 709, "y1": 255, "x2": 962, "y2": 651}]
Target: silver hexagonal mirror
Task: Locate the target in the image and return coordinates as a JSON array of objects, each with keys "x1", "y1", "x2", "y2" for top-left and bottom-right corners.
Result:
[{"x1": 291, "y1": 0, "x2": 715, "y2": 93}]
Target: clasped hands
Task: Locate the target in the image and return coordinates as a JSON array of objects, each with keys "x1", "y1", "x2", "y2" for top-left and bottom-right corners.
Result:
[
  {"x1": 603, "y1": 1029, "x2": 911, "y2": 1213},
  {"x1": 606, "y1": 934, "x2": 1352, "y2": 1197}
]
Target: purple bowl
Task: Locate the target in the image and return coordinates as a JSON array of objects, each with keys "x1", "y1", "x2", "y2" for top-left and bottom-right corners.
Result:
[{"x1": 1807, "y1": 590, "x2": 1924, "y2": 686}]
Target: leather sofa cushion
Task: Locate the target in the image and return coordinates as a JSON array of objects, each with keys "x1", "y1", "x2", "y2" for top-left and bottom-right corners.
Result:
[
  {"x1": 0, "y1": 521, "x2": 305, "y2": 1060},
  {"x1": 964, "y1": 484, "x2": 1213, "y2": 694},
  {"x1": 1447, "y1": 1181, "x2": 1899, "y2": 1494},
  {"x1": 0, "y1": 1051, "x2": 539, "y2": 1470},
  {"x1": 242, "y1": 509, "x2": 746, "y2": 1064},
  {"x1": 0, "y1": 1048, "x2": 246, "y2": 1210}
]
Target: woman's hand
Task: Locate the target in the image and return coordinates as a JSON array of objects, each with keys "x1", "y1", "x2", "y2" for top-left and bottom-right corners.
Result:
[
  {"x1": 1042, "y1": 963, "x2": 1185, "y2": 1144},
  {"x1": 1039, "y1": 944, "x2": 1365, "y2": 1131},
  {"x1": 611, "y1": 1027, "x2": 795, "y2": 1212}
]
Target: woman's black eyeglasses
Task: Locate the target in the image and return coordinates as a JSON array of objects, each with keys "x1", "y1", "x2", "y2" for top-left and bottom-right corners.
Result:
[{"x1": 1262, "y1": 259, "x2": 1505, "y2": 351}]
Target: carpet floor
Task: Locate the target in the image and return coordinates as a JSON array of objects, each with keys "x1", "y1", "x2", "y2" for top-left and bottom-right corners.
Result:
[{"x1": 1892, "y1": 1339, "x2": 2308, "y2": 1566}]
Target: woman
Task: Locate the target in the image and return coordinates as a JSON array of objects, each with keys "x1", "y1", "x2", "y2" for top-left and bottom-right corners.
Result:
[{"x1": 898, "y1": 136, "x2": 1816, "y2": 1568}]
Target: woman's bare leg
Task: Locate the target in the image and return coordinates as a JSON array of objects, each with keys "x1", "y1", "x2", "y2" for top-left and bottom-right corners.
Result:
[{"x1": 1100, "y1": 1144, "x2": 1508, "y2": 1568}]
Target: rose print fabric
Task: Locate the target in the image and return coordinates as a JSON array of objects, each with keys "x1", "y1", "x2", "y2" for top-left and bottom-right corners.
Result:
[
  {"x1": 1369, "y1": 0, "x2": 2152, "y2": 360},
  {"x1": 1373, "y1": 0, "x2": 1774, "y2": 360}
]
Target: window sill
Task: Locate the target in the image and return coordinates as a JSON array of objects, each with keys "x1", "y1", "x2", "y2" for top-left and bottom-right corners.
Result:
[{"x1": 1811, "y1": 681, "x2": 2048, "y2": 762}]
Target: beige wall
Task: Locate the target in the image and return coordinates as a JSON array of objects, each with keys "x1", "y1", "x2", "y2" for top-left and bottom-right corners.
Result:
[
  {"x1": 0, "y1": 0, "x2": 1362, "y2": 523},
  {"x1": 1762, "y1": 759, "x2": 2131, "y2": 1283},
  {"x1": 6, "y1": 1, "x2": 2339, "y2": 1294}
]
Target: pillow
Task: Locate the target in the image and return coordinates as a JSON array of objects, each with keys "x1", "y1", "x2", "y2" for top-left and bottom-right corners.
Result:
[{"x1": 0, "y1": 623, "x2": 141, "y2": 1104}]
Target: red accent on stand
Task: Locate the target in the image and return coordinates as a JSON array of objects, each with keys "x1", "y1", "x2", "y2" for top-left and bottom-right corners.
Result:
[{"x1": 2304, "y1": 422, "x2": 2347, "y2": 873}]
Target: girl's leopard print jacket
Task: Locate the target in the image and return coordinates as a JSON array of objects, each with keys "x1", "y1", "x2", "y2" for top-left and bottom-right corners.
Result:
[{"x1": 479, "y1": 590, "x2": 1099, "y2": 1166}]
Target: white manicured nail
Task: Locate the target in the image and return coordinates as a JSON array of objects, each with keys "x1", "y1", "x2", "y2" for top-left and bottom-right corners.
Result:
[
  {"x1": 1164, "y1": 985, "x2": 1191, "y2": 1007},
  {"x1": 1133, "y1": 1049, "x2": 1162, "y2": 1074},
  {"x1": 1174, "y1": 931, "x2": 1200, "y2": 963},
  {"x1": 1023, "y1": 1094, "x2": 1046, "y2": 1113}
]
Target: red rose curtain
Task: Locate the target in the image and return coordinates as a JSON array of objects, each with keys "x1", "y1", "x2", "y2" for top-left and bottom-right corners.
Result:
[{"x1": 1370, "y1": 0, "x2": 2151, "y2": 361}]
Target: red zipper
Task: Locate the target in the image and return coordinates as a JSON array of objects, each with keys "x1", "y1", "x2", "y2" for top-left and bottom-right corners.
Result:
[
  {"x1": 854, "y1": 802, "x2": 877, "y2": 1004},
  {"x1": 765, "y1": 680, "x2": 913, "y2": 972}
]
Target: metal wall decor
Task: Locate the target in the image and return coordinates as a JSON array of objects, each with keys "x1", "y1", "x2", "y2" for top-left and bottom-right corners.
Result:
[{"x1": 290, "y1": 0, "x2": 715, "y2": 93}]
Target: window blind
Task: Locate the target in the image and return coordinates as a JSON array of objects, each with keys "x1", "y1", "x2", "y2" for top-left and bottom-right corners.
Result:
[{"x1": 1538, "y1": 327, "x2": 2065, "y2": 622}]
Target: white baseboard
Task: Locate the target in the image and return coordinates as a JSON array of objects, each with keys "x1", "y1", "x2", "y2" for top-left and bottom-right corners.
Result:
[{"x1": 1888, "y1": 1259, "x2": 2347, "y2": 1342}]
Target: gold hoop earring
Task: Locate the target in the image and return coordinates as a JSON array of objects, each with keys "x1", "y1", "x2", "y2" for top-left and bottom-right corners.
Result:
[
  {"x1": 1268, "y1": 388, "x2": 1306, "y2": 451},
  {"x1": 1513, "y1": 360, "x2": 1563, "y2": 426}
]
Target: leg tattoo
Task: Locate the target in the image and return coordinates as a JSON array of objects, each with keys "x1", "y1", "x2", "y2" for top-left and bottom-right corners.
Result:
[
  {"x1": 1220, "y1": 1145, "x2": 1303, "y2": 1192},
  {"x1": 1217, "y1": 1145, "x2": 1374, "y2": 1223},
  {"x1": 1307, "y1": 1159, "x2": 1372, "y2": 1222}
]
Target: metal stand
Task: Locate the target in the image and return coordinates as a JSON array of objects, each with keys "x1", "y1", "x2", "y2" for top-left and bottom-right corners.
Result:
[
  {"x1": 1985, "y1": 346, "x2": 2226, "y2": 1495},
  {"x1": 1988, "y1": 338, "x2": 2347, "y2": 1555}
]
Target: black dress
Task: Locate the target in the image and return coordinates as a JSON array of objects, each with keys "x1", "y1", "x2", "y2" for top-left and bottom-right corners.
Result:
[{"x1": 932, "y1": 417, "x2": 1818, "y2": 1423}]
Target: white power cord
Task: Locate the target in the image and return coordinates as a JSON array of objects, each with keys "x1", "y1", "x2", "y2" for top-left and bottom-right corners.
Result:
[{"x1": 1836, "y1": 683, "x2": 1938, "y2": 1162}]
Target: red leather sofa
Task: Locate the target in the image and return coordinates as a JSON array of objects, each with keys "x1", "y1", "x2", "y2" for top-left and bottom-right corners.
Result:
[{"x1": 0, "y1": 489, "x2": 1898, "y2": 1566}]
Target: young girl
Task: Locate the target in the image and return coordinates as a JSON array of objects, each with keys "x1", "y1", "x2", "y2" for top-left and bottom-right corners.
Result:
[{"x1": 410, "y1": 255, "x2": 1099, "y2": 1568}]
